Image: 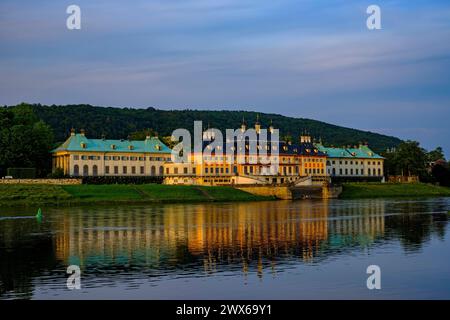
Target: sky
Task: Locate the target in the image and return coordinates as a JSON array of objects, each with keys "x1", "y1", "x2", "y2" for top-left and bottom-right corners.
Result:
[{"x1": 1, "y1": 0, "x2": 449, "y2": 156}]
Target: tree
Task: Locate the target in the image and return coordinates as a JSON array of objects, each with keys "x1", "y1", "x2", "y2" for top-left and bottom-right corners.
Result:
[
  {"x1": 129, "y1": 128, "x2": 156, "y2": 140},
  {"x1": 0, "y1": 104, "x2": 54, "y2": 177},
  {"x1": 427, "y1": 147, "x2": 445, "y2": 162},
  {"x1": 383, "y1": 140, "x2": 428, "y2": 178},
  {"x1": 431, "y1": 160, "x2": 450, "y2": 187}
]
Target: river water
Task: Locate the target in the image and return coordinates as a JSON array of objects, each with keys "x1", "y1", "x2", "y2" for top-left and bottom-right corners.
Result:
[{"x1": 1, "y1": 198, "x2": 450, "y2": 299}]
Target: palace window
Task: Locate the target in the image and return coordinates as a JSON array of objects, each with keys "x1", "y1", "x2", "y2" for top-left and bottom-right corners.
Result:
[
  {"x1": 104, "y1": 156, "x2": 111, "y2": 160},
  {"x1": 113, "y1": 156, "x2": 120, "y2": 161},
  {"x1": 105, "y1": 166, "x2": 110, "y2": 174},
  {"x1": 73, "y1": 165, "x2": 79, "y2": 176},
  {"x1": 123, "y1": 166, "x2": 127, "y2": 174},
  {"x1": 184, "y1": 167, "x2": 188, "y2": 174},
  {"x1": 130, "y1": 156, "x2": 137, "y2": 161},
  {"x1": 132, "y1": 166, "x2": 136, "y2": 174},
  {"x1": 121, "y1": 156, "x2": 128, "y2": 161},
  {"x1": 174, "y1": 168, "x2": 178, "y2": 174},
  {"x1": 73, "y1": 155, "x2": 79, "y2": 160},
  {"x1": 114, "y1": 166, "x2": 118, "y2": 174},
  {"x1": 140, "y1": 166, "x2": 144, "y2": 174}
]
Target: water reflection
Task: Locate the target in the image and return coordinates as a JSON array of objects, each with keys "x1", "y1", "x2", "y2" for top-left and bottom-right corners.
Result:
[{"x1": 0, "y1": 198, "x2": 449, "y2": 299}]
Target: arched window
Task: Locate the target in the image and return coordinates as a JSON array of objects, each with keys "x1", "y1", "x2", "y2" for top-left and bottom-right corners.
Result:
[
  {"x1": 93, "y1": 165, "x2": 98, "y2": 176},
  {"x1": 159, "y1": 166, "x2": 164, "y2": 176},
  {"x1": 83, "y1": 165, "x2": 89, "y2": 176},
  {"x1": 73, "y1": 165, "x2": 79, "y2": 176},
  {"x1": 151, "y1": 166, "x2": 156, "y2": 176}
]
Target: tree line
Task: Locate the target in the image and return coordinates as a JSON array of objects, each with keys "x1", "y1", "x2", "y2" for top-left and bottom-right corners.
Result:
[{"x1": 383, "y1": 141, "x2": 450, "y2": 186}]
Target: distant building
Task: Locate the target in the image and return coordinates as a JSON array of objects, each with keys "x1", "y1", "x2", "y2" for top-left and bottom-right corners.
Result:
[
  {"x1": 315, "y1": 143, "x2": 384, "y2": 182},
  {"x1": 163, "y1": 119, "x2": 328, "y2": 186},
  {"x1": 51, "y1": 129, "x2": 171, "y2": 176}
]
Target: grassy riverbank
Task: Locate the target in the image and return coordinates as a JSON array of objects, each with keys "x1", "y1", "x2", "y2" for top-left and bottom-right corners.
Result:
[
  {"x1": 0, "y1": 184, "x2": 272, "y2": 207},
  {"x1": 340, "y1": 182, "x2": 450, "y2": 199}
]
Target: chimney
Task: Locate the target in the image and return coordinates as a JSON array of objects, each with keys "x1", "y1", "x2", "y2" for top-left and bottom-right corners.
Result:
[
  {"x1": 255, "y1": 114, "x2": 261, "y2": 134},
  {"x1": 240, "y1": 117, "x2": 247, "y2": 133},
  {"x1": 269, "y1": 119, "x2": 274, "y2": 134},
  {"x1": 80, "y1": 129, "x2": 85, "y2": 136},
  {"x1": 70, "y1": 128, "x2": 75, "y2": 136}
]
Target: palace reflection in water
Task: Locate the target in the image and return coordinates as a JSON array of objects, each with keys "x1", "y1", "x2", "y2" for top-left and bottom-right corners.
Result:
[
  {"x1": 52, "y1": 201, "x2": 386, "y2": 273},
  {"x1": 1, "y1": 198, "x2": 449, "y2": 299}
]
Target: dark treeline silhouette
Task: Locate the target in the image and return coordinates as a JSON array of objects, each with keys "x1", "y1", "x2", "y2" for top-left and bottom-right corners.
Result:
[{"x1": 5, "y1": 103, "x2": 403, "y2": 153}]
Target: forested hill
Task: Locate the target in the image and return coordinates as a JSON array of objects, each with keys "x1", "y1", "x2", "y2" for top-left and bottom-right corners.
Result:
[{"x1": 22, "y1": 104, "x2": 401, "y2": 152}]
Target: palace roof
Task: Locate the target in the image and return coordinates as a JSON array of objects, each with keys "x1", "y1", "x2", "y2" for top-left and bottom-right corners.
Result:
[
  {"x1": 52, "y1": 133, "x2": 171, "y2": 154},
  {"x1": 314, "y1": 143, "x2": 384, "y2": 159}
]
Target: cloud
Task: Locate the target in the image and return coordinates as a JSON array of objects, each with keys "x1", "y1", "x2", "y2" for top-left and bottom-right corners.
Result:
[{"x1": 1, "y1": 0, "x2": 450, "y2": 156}]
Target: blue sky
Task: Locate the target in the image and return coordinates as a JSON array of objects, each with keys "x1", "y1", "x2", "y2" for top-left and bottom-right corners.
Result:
[{"x1": 1, "y1": 0, "x2": 449, "y2": 156}]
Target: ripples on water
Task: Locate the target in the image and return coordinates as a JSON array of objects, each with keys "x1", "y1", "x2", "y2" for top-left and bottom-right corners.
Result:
[{"x1": 1, "y1": 198, "x2": 450, "y2": 299}]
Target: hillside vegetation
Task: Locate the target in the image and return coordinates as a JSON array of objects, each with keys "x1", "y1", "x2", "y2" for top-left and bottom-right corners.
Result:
[{"x1": 11, "y1": 104, "x2": 404, "y2": 153}]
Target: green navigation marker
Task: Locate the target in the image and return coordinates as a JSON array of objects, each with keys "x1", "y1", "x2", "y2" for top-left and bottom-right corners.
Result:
[{"x1": 36, "y1": 208, "x2": 43, "y2": 220}]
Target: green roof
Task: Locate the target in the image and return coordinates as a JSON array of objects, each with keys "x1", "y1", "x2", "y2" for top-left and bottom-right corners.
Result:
[
  {"x1": 52, "y1": 134, "x2": 172, "y2": 153},
  {"x1": 314, "y1": 143, "x2": 383, "y2": 159}
]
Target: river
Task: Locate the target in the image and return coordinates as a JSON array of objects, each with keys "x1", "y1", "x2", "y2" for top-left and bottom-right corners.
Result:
[{"x1": 1, "y1": 197, "x2": 450, "y2": 299}]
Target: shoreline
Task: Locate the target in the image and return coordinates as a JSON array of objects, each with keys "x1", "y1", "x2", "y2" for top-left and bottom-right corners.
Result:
[
  {"x1": 1, "y1": 182, "x2": 450, "y2": 208},
  {"x1": 0, "y1": 184, "x2": 275, "y2": 208},
  {"x1": 340, "y1": 182, "x2": 450, "y2": 199}
]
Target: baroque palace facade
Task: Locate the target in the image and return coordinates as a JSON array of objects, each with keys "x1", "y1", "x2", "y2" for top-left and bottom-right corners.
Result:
[
  {"x1": 163, "y1": 120, "x2": 328, "y2": 185},
  {"x1": 52, "y1": 121, "x2": 384, "y2": 184},
  {"x1": 52, "y1": 129, "x2": 171, "y2": 177}
]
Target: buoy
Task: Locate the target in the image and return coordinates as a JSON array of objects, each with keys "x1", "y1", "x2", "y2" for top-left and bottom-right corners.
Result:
[{"x1": 36, "y1": 208, "x2": 43, "y2": 220}]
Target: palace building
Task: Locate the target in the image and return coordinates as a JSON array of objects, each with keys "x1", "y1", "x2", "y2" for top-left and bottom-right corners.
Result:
[
  {"x1": 314, "y1": 143, "x2": 384, "y2": 182},
  {"x1": 51, "y1": 124, "x2": 384, "y2": 185},
  {"x1": 51, "y1": 129, "x2": 171, "y2": 177},
  {"x1": 163, "y1": 119, "x2": 328, "y2": 186}
]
